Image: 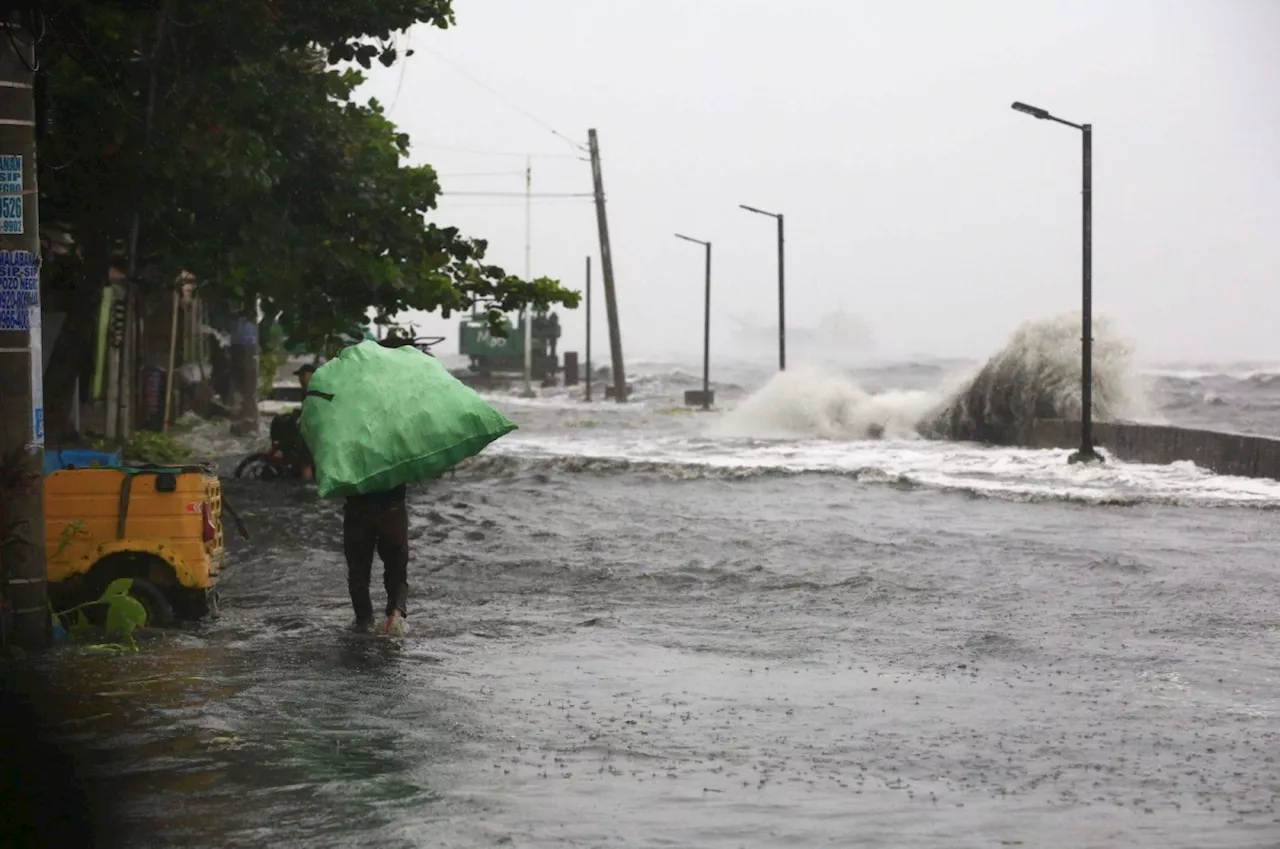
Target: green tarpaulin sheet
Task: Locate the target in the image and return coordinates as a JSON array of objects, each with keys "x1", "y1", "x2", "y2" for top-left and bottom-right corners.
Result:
[{"x1": 300, "y1": 341, "x2": 516, "y2": 498}]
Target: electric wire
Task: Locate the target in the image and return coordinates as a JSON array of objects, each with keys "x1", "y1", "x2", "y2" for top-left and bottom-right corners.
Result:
[
  {"x1": 415, "y1": 43, "x2": 588, "y2": 155},
  {"x1": 434, "y1": 171, "x2": 527, "y2": 178},
  {"x1": 418, "y1": 143, "x2": 583, "y2": 160},
  {"x1": 440, "y1": 191, "x2": 593, "y2": 198}
]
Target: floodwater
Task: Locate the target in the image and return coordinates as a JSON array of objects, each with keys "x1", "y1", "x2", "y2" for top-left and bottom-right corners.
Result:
[{"x1": 9, "y1": 352, "x2": 1280, "y2": 848}]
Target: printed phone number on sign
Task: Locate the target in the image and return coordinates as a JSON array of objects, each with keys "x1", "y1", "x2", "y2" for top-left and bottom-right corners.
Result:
[
  {"x1": 0, "y1": 307, "x2": 35, "y2": 330},
  {"x1": 0, "y1": 196, "x2": 23, "y2": 234},
  {"x1": 0, "y1": 153, "x2": 22, "y2": 232}
]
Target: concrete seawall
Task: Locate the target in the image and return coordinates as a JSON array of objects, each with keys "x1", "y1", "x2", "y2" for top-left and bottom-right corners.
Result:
[{"x1": 1028, "y1": 419, "x2": 1280, "y2": 482}]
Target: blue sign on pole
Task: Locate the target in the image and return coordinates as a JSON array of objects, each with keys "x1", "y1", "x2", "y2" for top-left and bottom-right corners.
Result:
[
  {"x1": 0, "y1": 154, "x2": 23, "y2": 235},
  {"x1": 0, "y1": 249, "x2": 39, "y2": 330}
]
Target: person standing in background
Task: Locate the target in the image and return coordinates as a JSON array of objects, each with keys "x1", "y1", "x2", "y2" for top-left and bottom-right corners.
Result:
[{"x1": 293, "y1": 363, "x2": 316, "y2": 480}]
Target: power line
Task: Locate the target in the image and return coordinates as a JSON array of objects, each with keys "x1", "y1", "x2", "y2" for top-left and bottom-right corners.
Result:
[
  {"x1": 440, "y1": 195, "x2": 597, "y2": 201},
  {"x1": 434, "y1": 171, "x2": 526, "y2": 178},
  {"x1": 390, "y1": 29, "x2": 413, "y2": 112},
  {"x1": 416, "y1": 43, "x2": 588, "y2": 155},
  {"x1": 419, "y1": 143, "x2": 584, "y2": 160},
  {"x1": 440, "y1": 191, "x2": 594, "y2": 198},
  {"x1": 434, "y1": 194, "x2": 598, "y2": 205},
  {"x1": 436, "y1": 200, "x2": 596, "y2": 208}
]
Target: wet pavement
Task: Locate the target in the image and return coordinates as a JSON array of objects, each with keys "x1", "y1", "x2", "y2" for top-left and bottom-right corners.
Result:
[{"x1": 14, "y1": 457, "x2": 1280, "y2": 848}]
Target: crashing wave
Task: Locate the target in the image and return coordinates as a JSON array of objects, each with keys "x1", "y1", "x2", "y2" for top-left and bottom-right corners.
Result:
[
  {"x1": 921, "y1": 314, "x2": 1146, "y2": 443},
  {"x1": 715, "y1": 313, "x2": 1147, "y2": 444}
]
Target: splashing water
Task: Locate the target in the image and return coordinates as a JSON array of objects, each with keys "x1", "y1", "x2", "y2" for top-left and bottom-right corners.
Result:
[
  {"x1": 716, "y1": 314, "x2": 1147, "y2": 445},
  {"x1": 923, "y1": 313, "x2": 1147, "y2": 444},
  {"x1": 713, "y1": 364, "x2": 940, "y2": 440}
]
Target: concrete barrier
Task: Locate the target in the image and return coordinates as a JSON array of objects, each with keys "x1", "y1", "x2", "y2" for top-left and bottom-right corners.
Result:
[{"x1": 1027, "y1": 419, "x2": 1280, "y2": 481}]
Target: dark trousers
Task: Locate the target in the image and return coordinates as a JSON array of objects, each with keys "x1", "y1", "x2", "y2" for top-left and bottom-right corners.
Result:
[{"x1": 342, "y1": 499, "x2": 410, "y2": 621}]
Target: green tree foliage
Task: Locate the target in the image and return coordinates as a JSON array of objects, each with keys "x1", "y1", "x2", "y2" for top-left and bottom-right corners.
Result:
[{"x1": 37, "y1": 0, "x2": 579, "y2": 403}]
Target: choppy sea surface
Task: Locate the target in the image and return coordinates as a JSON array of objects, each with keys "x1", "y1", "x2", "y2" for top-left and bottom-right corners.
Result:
[{"x1": 8, "y1": 342, "x2": 1280, "y2": 848}]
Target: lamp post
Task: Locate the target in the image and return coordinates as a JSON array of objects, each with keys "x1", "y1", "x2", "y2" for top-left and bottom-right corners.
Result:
[
  {"x1": 739, "y1": 204, "x2": 785, "y2": 371},
  {"x1": 1010, "y1": 101, "x2": 1101, "y2": 465},
  {"x1": 674, "y1": 233, "x2": 713, "y2": 410}
]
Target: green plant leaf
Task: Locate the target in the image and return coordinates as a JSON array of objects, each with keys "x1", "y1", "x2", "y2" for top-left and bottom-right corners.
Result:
[
  {"x1": 105, "y1": 594, "x2": 148, "y2": 640},
  {"x1": 103, "y1": 577, "x2": 134, "y2": 599}
]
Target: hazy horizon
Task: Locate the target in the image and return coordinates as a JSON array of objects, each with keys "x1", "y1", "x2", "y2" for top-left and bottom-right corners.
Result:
[{"x1": 352, "y1": 0, "x2": 1279, "y2": 367}]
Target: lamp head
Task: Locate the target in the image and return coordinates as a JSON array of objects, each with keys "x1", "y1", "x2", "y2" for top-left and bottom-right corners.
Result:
[{"x1": 1011, "y1": 101, "x2": 1052, "y2": 120}]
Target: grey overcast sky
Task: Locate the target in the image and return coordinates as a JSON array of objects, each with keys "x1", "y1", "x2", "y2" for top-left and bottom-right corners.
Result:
[{"x1": 355, "y1": 0, "x2": 1280, "y2": 365}]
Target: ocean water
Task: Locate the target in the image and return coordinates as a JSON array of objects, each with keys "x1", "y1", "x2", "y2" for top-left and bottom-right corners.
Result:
[
  {"x1": 11, "y1": 316, "x2": 1280, "y2": 848},
  {"x1": 464, "y1": 314, "x2": 1280, "y2": 510}
]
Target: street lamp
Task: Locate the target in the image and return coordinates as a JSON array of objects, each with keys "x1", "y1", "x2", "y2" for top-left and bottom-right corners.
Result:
[
  {"x1": 739, "y1": 204, "x2": 786, "y2": 371},
  {"x1": 1010, "y1": 101, "x2": 1101, "y2": 465},
  {"x1": 674, "y1": 233, "x2": 713, "y2": 410}
]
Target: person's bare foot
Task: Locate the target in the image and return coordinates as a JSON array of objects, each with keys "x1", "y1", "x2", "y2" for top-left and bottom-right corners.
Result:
[{"x1": 383, "y1": 611, "x2": 406, "y2": 637}]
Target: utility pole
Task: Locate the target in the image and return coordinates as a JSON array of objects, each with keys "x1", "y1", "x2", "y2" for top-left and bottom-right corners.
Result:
[
  {"x1": 587, "y1": 129, "x2": 627, "y2": 402},
  {"x1": 584, "y1": 255, "x2": 592, "y2": 402},
  {"x1": 521, "y1": 155, "x2": 534, "y2": 397},
  {"x1": 0, "y1": 8, "x2": 48, "y2": 649}
]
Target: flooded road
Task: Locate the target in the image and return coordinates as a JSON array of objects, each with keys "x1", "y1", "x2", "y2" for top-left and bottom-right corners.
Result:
[
  {"x1": 24, "y1": 455, "x2": 1280, "y2": 848},
  {"x1": 9, "y1": 347, "x2": 1280, "y2": 847}
]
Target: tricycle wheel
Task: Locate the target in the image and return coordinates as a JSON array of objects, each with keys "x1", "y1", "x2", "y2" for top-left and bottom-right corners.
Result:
[{"x1": 127, "y1": 578, "x2": 176, "y2": 628}]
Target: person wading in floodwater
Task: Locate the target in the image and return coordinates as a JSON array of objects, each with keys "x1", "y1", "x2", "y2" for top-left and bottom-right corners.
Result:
[
  {"x1": 343, "y1": 481, "x2": 409, "y2": 636},
  {"x1": 337, "y1": 334, "x2": 422, "y2": 636}
]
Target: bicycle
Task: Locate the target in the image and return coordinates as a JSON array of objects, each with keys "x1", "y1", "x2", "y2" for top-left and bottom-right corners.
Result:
[
  {"x1": 234, "y1": 411, "x2": 312, "y2": 480},
  {"x1": 233, "y1": 446, "x2": 310, "y2": 481}
]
